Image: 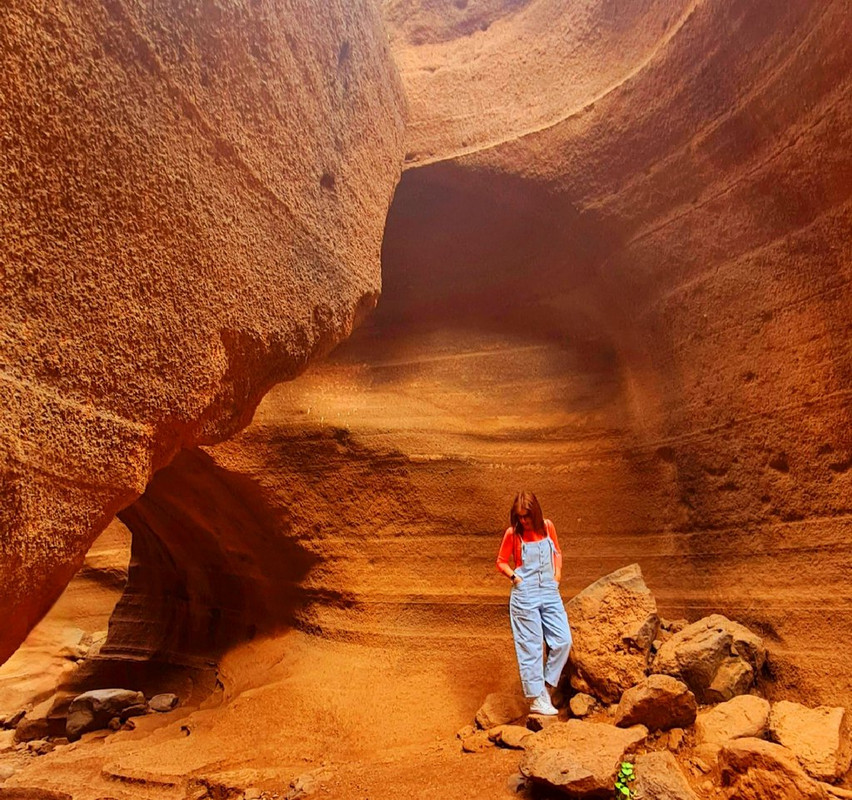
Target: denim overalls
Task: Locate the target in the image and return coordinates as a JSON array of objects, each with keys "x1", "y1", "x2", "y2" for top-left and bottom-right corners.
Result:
[{"x1": 509, "y1": 536, "x2": 573, "y2": 698}]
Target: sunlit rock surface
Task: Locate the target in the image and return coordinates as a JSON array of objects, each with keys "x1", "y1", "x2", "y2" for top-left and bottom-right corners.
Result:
[
  {"x1": 0, "y1": 0, "x2": 405, "y2": 663},
  {"x1": 2, "y1": 0, "x2": 852, "y2": 797}
]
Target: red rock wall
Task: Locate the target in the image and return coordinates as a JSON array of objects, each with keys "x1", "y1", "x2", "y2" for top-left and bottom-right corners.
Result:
[
  {"x1": 0, "y1": 0, "x2": 405, "y2": 664},
  {"x1": 144, "y1": 0, "x2": 848, "y2": 707}
]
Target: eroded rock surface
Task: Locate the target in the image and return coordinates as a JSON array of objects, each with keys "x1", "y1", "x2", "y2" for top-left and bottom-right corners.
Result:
[
  {"x1": 567, "y1": 564, "x2": 659, "y2": 703},
  {"x1": 614, "y1": 675, "x2": 697, "y2": 732},
  {"x1": 694, "y1": 695, "x2": 771, "y2": 747},
  {"x1": 653, "y1": 615, "x2": 765, "y2": 704},
  {"x1": 719, "y1": 738, "x2": 831, "y2": 800},
  {"x1": 633, "y1": 751, "x2": 698, "y2": 800},
  {"x1": 0, "y1": 0, "x2": 405, "y2": 664},
  {"x1": 521, "y1": 720, "x2": 647, "y2": 797},
  {"x1": 768, "y1": 700, "x2": 852, "y2": 781}
]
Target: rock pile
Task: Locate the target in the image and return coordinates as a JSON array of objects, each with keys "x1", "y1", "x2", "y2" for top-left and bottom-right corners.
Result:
[
  {"x1": 7, "y1": 689, "x2": 181, "y2": 745},
  {"x1": 463, "y1": 565, "x2": 851, "y2": 800}
]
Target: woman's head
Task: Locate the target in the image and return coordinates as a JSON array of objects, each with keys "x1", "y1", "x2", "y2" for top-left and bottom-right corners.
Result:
[{"x1": 511, "y1": 491, "x2": 544, "y2": 535}]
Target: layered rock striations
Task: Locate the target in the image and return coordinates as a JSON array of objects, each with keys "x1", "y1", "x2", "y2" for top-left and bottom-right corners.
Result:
[
  {"x1": 182, "y1": 0, "x2": 852, "y2": 706},
  {"x1": 0, "y1": 0, "x2": 405, "y2": 663}
]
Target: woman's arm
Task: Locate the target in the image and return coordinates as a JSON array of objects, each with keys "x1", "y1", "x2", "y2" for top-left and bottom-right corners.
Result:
[
  {"x1": 496, "y1": 528, "x2": 522, "y2": 584},
  {"x1": 547, "y1": 520, "x2": 563, "y2": 582}
]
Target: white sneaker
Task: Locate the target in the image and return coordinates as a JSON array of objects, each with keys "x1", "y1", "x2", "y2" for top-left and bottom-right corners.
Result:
[{"x1": 529, "y1": 690, "x2": 558, "y2": 716}]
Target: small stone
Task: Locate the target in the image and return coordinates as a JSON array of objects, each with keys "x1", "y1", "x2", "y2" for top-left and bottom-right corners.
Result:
[
  {"x1": 1, "y1": 710, "x2": 26, "y2": 730},
  {"x1": 474, "y1": 693, "x2": 527, "y2": 729},
  {"x1": 0, "y1": 763, "x2": 16, "y2": 782},
  {"x1": 108, "y1": 717, "x2": 122, "y2": 731},
  {"x1": 495, "y1": 725, "x2": 533, "y2": 750},
  {"x1": 526, "y1": 715, "x2": 560, "y2": 732},
  {"x1": 456, "y1": 724, "x2": 476, "y2": 740},
  {"x1": 27, "y1": 738, "x2": 55, "y2": 755},
  {"x1": 667, "y1": 727, "x2": 685, "y2": 751},
  {"x1": 506, "y1": 773, "x2": 526, "y2": 793},
  {"x1": 691, "y1": 757, "x2": 711, "y2": 774},
  {"x1": 244, "y1": 789, "x2": 262, "y2": 800},
  {"x1": 149, "y1": 693, "x2": 179, "y2": 713},
  {"x1": 462, "y1": 730, "x2": 493, "y2": 753},
  {"x1": 569, "y1": 693, "x2": 598, "y2": 718}
]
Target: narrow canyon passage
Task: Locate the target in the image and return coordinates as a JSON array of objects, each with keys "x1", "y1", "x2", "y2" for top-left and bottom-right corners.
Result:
[{"x1": 2, "y1": 0, "x2": 852, "y2": 797}]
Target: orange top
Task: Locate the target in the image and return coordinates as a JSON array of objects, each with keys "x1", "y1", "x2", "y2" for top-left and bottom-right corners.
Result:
[{"x1": 496, "y1": 519, "x2": 562, "y2": 572}]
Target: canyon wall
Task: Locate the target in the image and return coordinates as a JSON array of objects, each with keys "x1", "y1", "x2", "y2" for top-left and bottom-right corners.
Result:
[
  {"x1": 108, "y1": 0, "x2": 850, "y2": 706},
  {"x1": 0, "y1": 0, "x2": 406, "y2": 664}
]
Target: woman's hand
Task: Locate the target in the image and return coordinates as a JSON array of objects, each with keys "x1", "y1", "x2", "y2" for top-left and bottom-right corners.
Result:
[
  {"x1": 512, "y1": 574, "x2": 523, "y2": 587},
  {"x1": 554, "y1": 571, "x2": 562, "y2": 583}
]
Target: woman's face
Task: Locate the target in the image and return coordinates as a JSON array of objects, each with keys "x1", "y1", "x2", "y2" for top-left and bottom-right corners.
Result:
[{"x1": 517, "y1": 509, "x2": 534, "y2": 532}]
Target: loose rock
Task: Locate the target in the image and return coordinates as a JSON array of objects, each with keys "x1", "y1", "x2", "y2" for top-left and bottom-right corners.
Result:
[
  {"x1": 614, "y1": 674, "x2": 697, "y2": 731},
  {"x1": 489, "y1": 725, "x2": 532, "y2": 749},
  {"x1": 566, "y1": 564, "x2": 659, "y2": 703},
  {"x1": 633, "y1": 751, "x2": 699, "y2": 800},
  {"x1": 521, "y1": 719, "x2": 647, "y2": 797},
  {"x1": 768, "y1": 700, "x2": 852, "y2": 781},
  {"x1": 653, "y1": 614, "x2": 765, "y2": 703},
  {"x1": 666, "y1": 727, "x2": 686, "y2": 751},
  {"x1": 461, "y1": 730, "x2": 493, "y2": 753},
  {"x1": 66, "y1": 689, "x2": 146, "y2": 741},
  {"x1": 149, "y1": 693, "x2": 179, "y2": 713},
  {"x1": 474, "y1": 693, "x2": 527, "y2": 729},
  {"x1": 719, "y1": 737, "x2": 831, "y2": 799},
  {"x1": 569, "y1": 693, "x2": 598, "y2": 718},
  {"x1": 694, "y1": 694, "x2": 770, "y2": 746}
]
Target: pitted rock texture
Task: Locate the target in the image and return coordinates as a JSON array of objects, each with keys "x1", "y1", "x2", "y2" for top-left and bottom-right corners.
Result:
[
  {"x1": 357, "y1": 0, "x2": 852, "y2": 707},
  {"x1": 0, "y1": 0, "x2": 405, "y2": 664}
]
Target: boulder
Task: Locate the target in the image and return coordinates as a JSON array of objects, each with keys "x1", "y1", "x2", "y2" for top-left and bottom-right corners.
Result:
[
  {"x1": 719, "y1": 737, "x2": 831, "y2": 800},
  {"x1": 633, "y1": 751, "x2": 699, "y2": 800},
  {"x1": 695, "y1": 694, "x2": 770, "y2": 746},
  {"x1": 520, "y1": 719, "x2": 647, "y2": 797},
  {"x1": 149, "y1": 694, "x2": 179, "y2": 713},
  {"x1": 569, "y1": 693, "x2": 599, "y2": 718},
  {"x1": 768, "y1": 700, "x2": 852, "y2": 781},
  {"x1": 566, "y1": 564, "x2": 659, "y2": 703},
  {"x1": 475, "y1": 693, "x2": 527, "y2": 729},
  {"x1": 653, "y1": 615, "x2": 765, "y2": 703},
  {"x1": 65, "y1": 689, "x2": 146, "y2": 741},
  {"x1": 615, "y1": 675, "x2": 697, "y2": 731}
]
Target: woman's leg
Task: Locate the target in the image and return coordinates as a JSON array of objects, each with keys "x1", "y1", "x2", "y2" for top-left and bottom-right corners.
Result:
[
  {"x1": 509, "y1": 599, "x2": 545, "y2": 698},
  {"x1": 540, "y1": 594, "x2": 572, "y2": 689}
]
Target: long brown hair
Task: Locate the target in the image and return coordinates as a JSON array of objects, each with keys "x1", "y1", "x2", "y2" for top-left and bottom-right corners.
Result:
[{"x1": 510, "y1": 491, "x2": 545, "y2": 536}]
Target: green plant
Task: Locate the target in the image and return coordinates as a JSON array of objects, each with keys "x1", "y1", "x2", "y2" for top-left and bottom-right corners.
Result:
[{"x1": 614, "y1": 761, "x2": 635, "y2": 798}]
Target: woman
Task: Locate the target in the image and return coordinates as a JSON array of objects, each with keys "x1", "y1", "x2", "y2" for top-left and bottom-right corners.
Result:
[{"x1": 496, "y1": 491, "x2": 572, "y2": 715}]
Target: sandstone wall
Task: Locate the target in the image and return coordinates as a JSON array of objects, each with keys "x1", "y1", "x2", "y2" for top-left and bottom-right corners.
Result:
[
  {"x1": 141, "y1": 0, "x2": 849, "y2": 707},
  {"x1": 0, "y1": 0, "x2": 405, "y2": 665}
]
